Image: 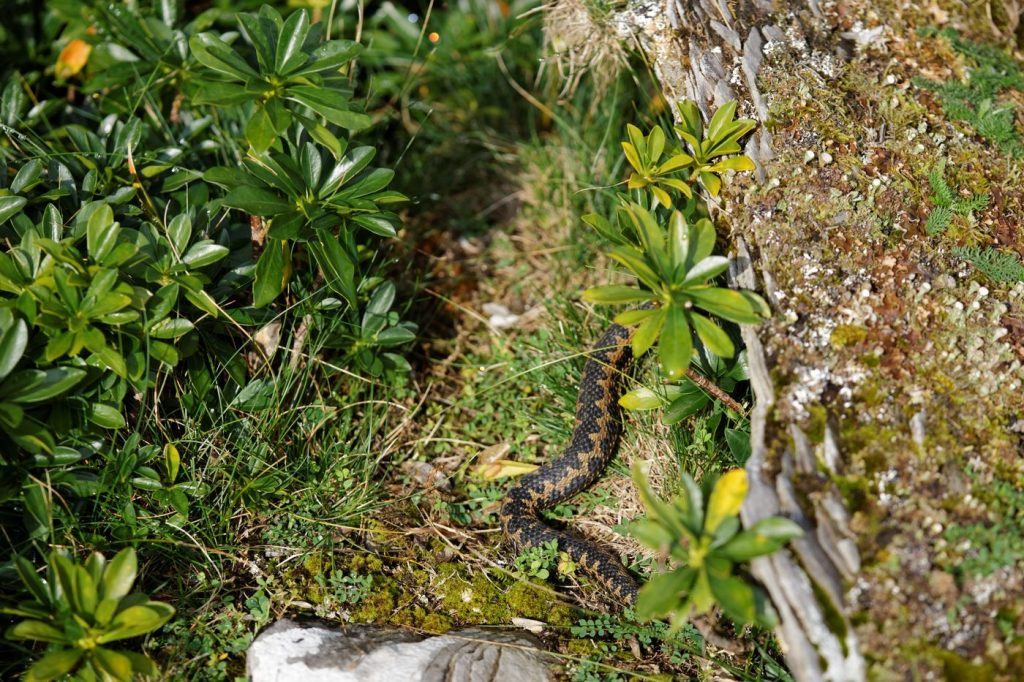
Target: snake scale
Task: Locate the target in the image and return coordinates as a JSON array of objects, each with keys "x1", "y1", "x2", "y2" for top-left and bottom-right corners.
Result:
[{"x1": 499, "y1": 319, "x2": 640, "y2": 605}]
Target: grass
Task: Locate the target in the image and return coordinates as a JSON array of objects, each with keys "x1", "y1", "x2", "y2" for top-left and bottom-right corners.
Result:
[{"x1": 0, "y1": 2, "x2": 781, "y2": 680}]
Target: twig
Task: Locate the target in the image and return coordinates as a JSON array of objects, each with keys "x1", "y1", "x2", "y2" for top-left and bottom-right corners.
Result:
[{"x1": 684, "y1": 368, "x2": 746, "y2": 416}]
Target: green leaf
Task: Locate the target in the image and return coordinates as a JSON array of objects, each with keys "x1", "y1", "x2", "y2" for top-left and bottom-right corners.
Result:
[
  {"x1": 664, "y1": 382, "x2": 709, "y2": 425},
  {"x1": 625, "y1": 124, "x2": 646, "y2": 164},
  {"x1": 721, "y1": 517, "x2": 803, "y2": 561},
  {"x1": 291, "y1": 40, "x2": 361, "y2": 77},
  {"x1": 164, "y1": 443, "x2": 181, "y2": 484},
  {"x1": 287, "y1": 86, "x2": 370, "y2": 130},
  {"x1": 658, "y1": 153, "x2": 694, "y2": 174},
  {"x1": 0, "y1": 195, "x2": 27, "y2": 225},
  {"x1": 274, "y1": 9, "x2": 310, "y2": 74},
  {"x1": 619, "y1": 386, "x2": 667, "y2": 411},
  {"x1": 8, "y1": 619, "x2": 65, "y2": 643},
  {"x1": 704, "y1": 469, "x2": 747, "y2": 535},
  {"x1": 253, "y1": 242, "x2": 288, "y2": 308},
  {"x1": 635, "y1": 566, "x2": 697, "y2": 620},
  {"x1": 690, "y1": 312, "x2": 734, "y2": 358},
  {"x1": 11, "y1": 158, "x2": 44, "y2": 194},
  {"x1": 628, "y1": 518, "x2": 674, "y2": 549},
  {"x1": 0, "y1": 318, "x2": 28, "y2": 382},
  {"x1": 24, "y1": 649, "x2": 83, "y2": 681},
  {"x1": 223, "y1": 186, "x2": 291, "y2": 216},
  {"x1": 334, "y1": 168, "x2": 395, "y2": 200},
  {"x1": 676, "y1": 101, "x2": 704, "y2": 144},
  {"x1": 182, "y1": 241, "x2": 229, "y2": 268},
  {"x1": 89, "y1": 404, "x2": 126, "y2": 429},
  {"x1": 149, "y1": 317, "x2": 194, "y2": 340},
  {"x1": 101, "y1": 603, "x2": 175, "y2": 643},
  {"x1": 707, "y1": 101, "x2": 737, "y2": 142},
  {"x1": 87, "y1": 203, "x2": 119, "y2": 263},
  {"x1": 351, "y1": 214, "x2": 398, "y2": 237},
  {"x1": 687, "y1": 287, "x2": 766, "y2": 324},
  {"x1": 319, "y1": 146, "x2": 376, "y2": 197},
  {"x1": 632, "y1": 306, "x2": 666, "y2": 357},
  {"x1": 725, "y1": 427, "x2": 751, "y2": 463},
  {"x1": 245, "y1": 105, "x2": 277, "y2": 153},
  {"x1": 608, "y1": 245, "x2": 662, "y2": 292},
  {"x1": 683, "y1": 256, "x2": 730, "y2": 285},
  {"x1": 189, "y1": 32, "x2": 260, "y2": 81},
  {"x1": 647, "y1": 125, "x2": 666, "y2": 163},
  {"x1": 708, "y1": 155, "x2": 756, "y2": 173},
  {"x1": 613, "y1": 307, "x2": 658, "y2": 326},
  {"x1": 309, "y1": 234, "x2": 356, "y2": 306},
  {"x1": 100, "y1": 548, "x2": 138, "y2": 602},
  {"x1": 5, "y1": 368, "x2": 86, "y2": 404},
  {"x1": 582, "y1": 285, "x2": 654, "y2": 305},
  {"x1": 658, "y1": 304, "x2": 692, "y2": 380},
  {"x1": 93, "y1": 647, "x2": 134, "y2": 681},
  {"x1": 708, "y1": 571, "x2": 757, "y2": 625},
  {"x1": 699, "y1": 171, "x2": 722, "y2": 197}
]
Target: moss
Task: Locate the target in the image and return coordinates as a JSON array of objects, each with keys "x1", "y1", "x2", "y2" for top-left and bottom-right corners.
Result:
[
  {"x1": 937, "y1": 649, "x2": 996, "y2": 682},
  {"x1": 349, "y1": 575, "x2": 400, "y2": 622},
  {"x1": 421, "y1": 613, "x2": 453, "y2": 633},
  {"x1": 830, "y1": 324, "x2": 869, "y2": 350},
  {"x1": 505, "y1": 582, "x2": 574, "y2": 626},
  {"x1": 832, "y1": 474, "x2": 872, "y2": 514}
]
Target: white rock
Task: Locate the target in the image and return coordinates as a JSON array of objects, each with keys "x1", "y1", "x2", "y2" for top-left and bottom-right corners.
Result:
[{"x1": 248, "y1": 620, "x2": 553, "y2": 682}]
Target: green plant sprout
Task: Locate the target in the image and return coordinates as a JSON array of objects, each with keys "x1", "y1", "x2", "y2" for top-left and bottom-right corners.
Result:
[
  {"x1": 584, "y1": 100, "x2": 768, "y2": 382},
  {"x1": 924, "y1": 161, "x2": 990, "y2": 235},
  {"x1": 952, "y1": 245, "x2": 1024, "y2": 284},
  {"x1": 629, "y1": 464, "x2": 802, "y2": 630},
  {"x1": 3, "y1": 548, "x2": 174, "y2": 681},
  {"x1": 621, "y1": 101, "x2": 756, "y2": 208}
]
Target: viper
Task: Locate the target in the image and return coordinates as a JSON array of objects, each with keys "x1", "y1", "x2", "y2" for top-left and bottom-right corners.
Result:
[{"x1": 499, "y1": 319, "x2": 640, "y2": 605}]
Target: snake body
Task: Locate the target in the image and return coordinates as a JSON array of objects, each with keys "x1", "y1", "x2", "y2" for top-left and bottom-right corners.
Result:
[{"x1": 499, "y1": 320, "x2": 639, "y2": 605}]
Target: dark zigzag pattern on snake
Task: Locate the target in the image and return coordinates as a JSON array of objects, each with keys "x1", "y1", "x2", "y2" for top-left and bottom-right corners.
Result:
[{"x1": 499, "y1": 321, "x2": 639, "y2": 605}]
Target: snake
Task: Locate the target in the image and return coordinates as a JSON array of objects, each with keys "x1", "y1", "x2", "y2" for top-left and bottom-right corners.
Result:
[{"x1": 498, "y1": 319, "x2": 640, "y2": 605}]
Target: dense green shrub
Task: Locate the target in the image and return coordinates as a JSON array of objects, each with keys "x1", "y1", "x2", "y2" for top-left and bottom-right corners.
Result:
[{"x1": 0, "y1": 2, "x2": 417, "y2": 676}]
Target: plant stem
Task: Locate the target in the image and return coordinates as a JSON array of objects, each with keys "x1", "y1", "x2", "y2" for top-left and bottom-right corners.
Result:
[{"x1": 684, "y1": 368, "x2": 746, "y2": 416}]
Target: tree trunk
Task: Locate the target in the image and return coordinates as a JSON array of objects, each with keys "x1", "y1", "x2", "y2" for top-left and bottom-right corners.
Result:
[{"x1": 608, "y1": 1, "x2": 1024, "y2": 680}]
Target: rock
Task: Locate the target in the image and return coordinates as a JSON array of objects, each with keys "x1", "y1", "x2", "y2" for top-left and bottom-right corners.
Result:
[{"x1": 247, "y1": 619, "x2": 554, "y2": 682}]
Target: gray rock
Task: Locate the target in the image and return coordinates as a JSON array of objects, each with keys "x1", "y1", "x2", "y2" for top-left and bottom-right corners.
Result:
[{"x1": 247, "y1": 619, "x2": 554, "y2": 682}]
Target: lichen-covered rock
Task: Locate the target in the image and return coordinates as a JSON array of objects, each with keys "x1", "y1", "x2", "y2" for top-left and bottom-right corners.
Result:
[
  {"x1": 247, "y1": 619, "x2": 553, "y2": 682},
  {"x1": 612, "y1": 0, "x2": 1024, "y2": 680}
]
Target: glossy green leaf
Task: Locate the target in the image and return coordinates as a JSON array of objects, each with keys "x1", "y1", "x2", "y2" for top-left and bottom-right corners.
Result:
[
  {"x1": 687, "y1": 287, "x2": 766, "y2": 324},
  {"x1": 274, "y1": 9, "x2": 310, "y2": 75},
  {"x1": 101, "y1": 603, "x2": 175, "y2": 642},
  {"x1": 5, "y1": 368, "x2": 86, "y2": 404},
  {"x1": 663, "y1": 382, "x2": 709, "y2": 425},
  {"x1": 253, "y1": 242, "x2": 287, "y2": 308},
  {"x1": 708, "y1": 571, "x2": 757, "y2": 624},
  {"x1": 101, "y1": 548, "x2": 138, "y2": 602},
  {"x1": 0, "y1": 318, "x2": 28, "y2": 382},
  {"x1": 89, "y1": 404, "x2": 126, "y2": 429},
  {"x1": 0, "y1": 195, "x2": 27, "y2": 225},
  {"x1": 93, "y1": 647, "x2": 134, "y2": 681},
  {"x1": 149, "y1": 317, "x2": 194, "y2": 340},
  {"x1": 310, "y1": 234, "x2": 356, "y2": 306},
  {"x1": 291, "y1": 40, "x2": 361, "y2": 77},
  {"x1": 721, "y1": 517, "x2": 803, "y2": 561},
  {"x1": 582, "y1": 285, "x2": 654, "y2": 305},
  {"x1": 246, "y1": 106, "x2": 276, "y2": 153},
  {"x1": 24, "y1": 649, "x2": 83, "y2": 681},
  {"x1": 658, "y1": 304, "x2": 692, "y2": 380},
  {"x1": 635, "y1": 566, "x2": 697, "y2": 620},
  {"x1": 287, "y1": 87, "x2": 370, "y2": 130},
  {"x1": 683, "y1": 256, "x2": 730, "y2": 286},
  {"x1": 619, "y1": 386, "x2": 667, "y2": 411},
  {"x1": 631, "y1": 306, "x2": 666, "y2": 357},
  {"x1": 189, "y1": 32, "x2": 260, "y2": 81},
  {"x1": 690, "y1": 312, "x2": 734, "y2": 358},
  {"x1": 223, "y1": 186, "x2": 291, "y2": 216}
]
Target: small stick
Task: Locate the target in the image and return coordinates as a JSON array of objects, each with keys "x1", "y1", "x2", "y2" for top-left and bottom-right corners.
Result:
[{"x1": 684, "y1": 368, "x2": 746, "y2": 416}]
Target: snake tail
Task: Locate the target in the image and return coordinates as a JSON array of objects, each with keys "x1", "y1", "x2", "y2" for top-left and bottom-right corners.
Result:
[{"x1": 499, "y1": 321, "x2": 639, "y2": 605}]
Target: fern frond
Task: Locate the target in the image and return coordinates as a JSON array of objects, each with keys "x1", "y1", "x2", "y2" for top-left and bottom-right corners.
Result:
[
  {"x1": 927, "y1": 162, "x2": 954, "y2": 207},
  {"x1": 926, "y1": 206, "x2": 953, "y2": 235},
  {"x1": 953, "y1": 246, "x2": 1024, "y2": 283},
  {"x1": 951, "y1": 193, "x2": 990, "y2": 216}
]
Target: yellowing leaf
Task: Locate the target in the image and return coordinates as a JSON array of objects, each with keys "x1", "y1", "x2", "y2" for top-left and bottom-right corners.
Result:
[
  {"x1": 703, "y1": 469, "x2": 747, "y2": 534},
  {"x1": 475, "y1": 459, "x2": 537, "y2": 480},
  {"x1": 56, "y1": 39, "x2": 92, "y2": 80}
]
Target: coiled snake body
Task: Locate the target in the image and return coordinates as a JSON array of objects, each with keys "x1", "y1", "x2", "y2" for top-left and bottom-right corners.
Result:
[{"x1": 499, "y1": 320, "x2": 640, "y2": 604}]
